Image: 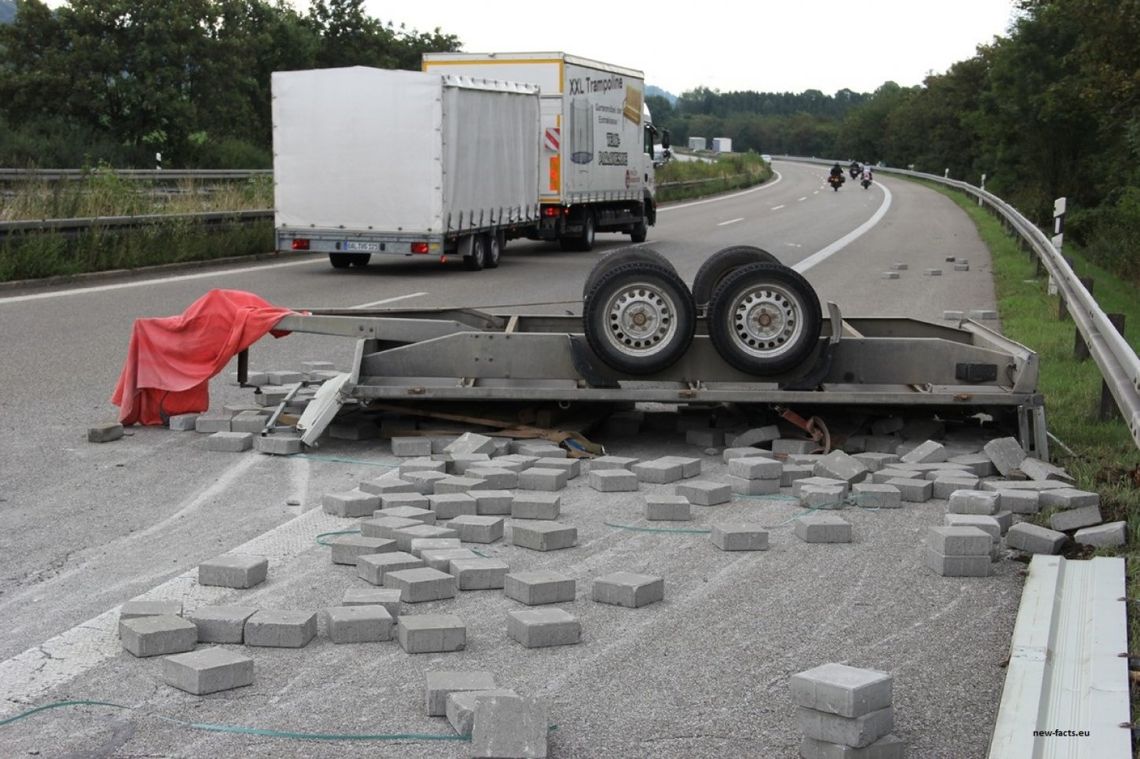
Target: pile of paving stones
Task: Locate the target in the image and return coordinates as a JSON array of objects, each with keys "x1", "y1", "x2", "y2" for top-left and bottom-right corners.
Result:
[{"x1": 791, "y1": 663, "x2": 904, "y2": 758}]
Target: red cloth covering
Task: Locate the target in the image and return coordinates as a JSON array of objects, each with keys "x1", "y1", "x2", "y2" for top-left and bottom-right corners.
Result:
[{"x1": 112, "y1": 289, "x2": 296, "y2": 425}]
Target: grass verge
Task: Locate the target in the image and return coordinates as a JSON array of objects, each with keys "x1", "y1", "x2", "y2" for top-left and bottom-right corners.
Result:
[{"x1": 657, "y1": 153, "x2": 772, "y2": 203}]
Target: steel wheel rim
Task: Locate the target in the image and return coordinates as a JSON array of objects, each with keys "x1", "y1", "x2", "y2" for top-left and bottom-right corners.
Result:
[
  {"x1": 603, "y1": 281, "x2": 678, "y2": 358},
  {"x1": 727, "y1": 282, "x2": 803, "y2": 358},
  {"x1": 489, "y1": 236, "x2": 500, "y2": 264}
]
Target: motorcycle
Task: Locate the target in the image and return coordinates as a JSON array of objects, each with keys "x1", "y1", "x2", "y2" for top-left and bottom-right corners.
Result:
[
  {"x1": 861, "y1": 175, "x2": 873, "y2": 189},
  {"x1": 849, "y1": 166, "x2": 861, "y2": 180},
  {"x1": 828, "y1": 174, "x2": 845, "y2": 191}
]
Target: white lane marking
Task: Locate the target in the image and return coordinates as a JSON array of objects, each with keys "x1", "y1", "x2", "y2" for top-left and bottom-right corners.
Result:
[
  {"x1": 351, "y1": 292, "x2": 427, "y2": 309},
  {"x1": 770, "y1": 205, "x2": 785, "y2": 211},
  {"x1": 717, "y1": 218, "x2": 744, "y2": 227},
  {"x1": 797, "y1": 197, "x2": 807, "y2": 202},
  {"x1": 793, "y1": 183, "x2": 894, "y2": 273},
  {"x1": 660, "y1": 170, "x2": 783, "y2": 212},
  {"x1": 0, "y1": 256, "x2": 322, "y2": 306},
  {"x1": 813, "y1": 190, "x2": 820, "y2": 195}
]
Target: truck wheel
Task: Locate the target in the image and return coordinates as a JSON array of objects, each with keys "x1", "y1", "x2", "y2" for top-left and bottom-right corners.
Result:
[
  {"x1": 583, "y1": 261, "x2": 695, "y2": 375},
  {"x1": 708, "y1": 263, "x2": 821, "y2": 376},
  {"x1": 630, "y1": 218, "x2": 648, "y2": 243},
  {"x1": 582, "y1": 247, "x2": 676, "y2": 304},
  {"x1": 329, "y1": 253, "x2": 352, "y2": 269},
  {"x1": 485, "y1": 231, "x2": 503, "y2": 269},
  {"x1": 350, "y1": 254, "x2": 371, "y2": 267},
  {"x1": 578, "y1": 212, "x2": 596, "y2": 251},
  {"x1": 691, "y1": 246, "x2": 780, "y2": 309},
  {"x1": 465, "y1": 235, "x2": 487, "y2": 271}
]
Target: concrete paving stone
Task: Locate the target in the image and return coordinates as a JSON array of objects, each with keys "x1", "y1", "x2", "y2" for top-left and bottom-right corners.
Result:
[
  {"x1": 119, "y1": 615, "x2": 197, "y2": 657},
  {"x1": 514, "y1": 442, "x2": 565, "y2": 458},
  {"x1": 790, "y1": 663, "x2": 893, "y2": 719},
  {"x1": 448, "y1": 515, "x2": 505, "y2": 543},
  {"x1": 731, "y1": 426, "x2": 781, "y2": 447},
  {"x1": 206, "y1": 431, "x2": 253, "y2": 452},
  {"x1": 163, "y1": 647, "x2": 254, "y2": 696},
  {"x1": 947, "y1": 489, "x2": 1000, "y2": 515},
  {"x1": 1074, "y1": 521, "x2": 1127, "y2": 548},
  {"x1": 426, "y1": 493, "x2": 476, "y2": 521},
  {"x1": 378, "y1": 492, "x2": 431, "y2": 511},
  {"x1": 943, "y1": 310, "x2": 965, "y2": 320},
  {"x1": 341, "y1": 588, "x2": 401, "y2": 618},
  {"x1": 800, "y1": 733, "x2": 907, "y2": 759},
  {"x1": 447, "y1": 689, "x2": 520, "y2": 737},
  {"x1": 474, "y1": 490, "x2": 514, "y2": 516},
  {"x1": 322, "y1": 489, "x2": 380, "y2": 518},
  {"x1": 589, "y1": 455, "x2": 639, "y2": 471},
  {"x1": 926, "y1": 467, "x2": 980, "y2": 481},
  {"x1": 264, "y1": 370, "x2": 303, "y2": 384},
  {"x1": 1049, "y1": 504, "x2": 1103, "y2": 532},
  {"x1": 883, "y1": 478, "x2": 932, "y2": 503},
  {"x1": 425, "y1": 671, "x2": 498, "y2": 717},
  {"x1": 445, "y1": 432, "x2": 497, "y2": 456},
  {"x1": 168, "y1": 413, "x2": 200, "y2": 431},
  {"x1": 1006, "y1": 522, "x2": 1068, "y2": 554},
  {"x1": 393, "y1": 524, "x2": 459, "y2": 552},
  {"x1": 356, "y1": 552, "x2": 424, "y2": 585},
  {"x1": 723, "y1": 447, "x2": 776, "y2": 463},
  {"x1": 995, "y1": 489, "x2": 1041, "y2": 515},
  {"x1": 187, "y1": 606, "x2": 257, "y2": 644},
  {"x1": 592, "y1": 572, "x2": 664, "y2": 608},
  {"x1": 947, "y1": 453, "x2": 998, "y2": 478},
  {"x1": 323, "y1": 605, "x2": 394, "y2": 643},
  {"x1": 850, "y1": 483, "x2": 902, "y2": 509},
  {"x1": 508, "y1": 608, "x2": 581, "y2": 648},
  {"x1": 685, "y1": 428, "x2": 725, "y2": 447},
  {"x1": 899, "y1": 440, "x2": 948, "y2": 464},
  {"x1": 729, "y1": 457, "x2": 783, "y2": 480},
  {"x1": 511, "y1": 521, "x2": 577, "y2": 552},
  {"x1": 449, "y1": 455, "x2": 494, "y2": 475},
  {"x1": 992, "y1": 510, "x2": 1013, "y2": 534},
  {"x1": 870, "y1": 468, "x2": 913, "y2": 484},
  {"x1": 195, "y1": 413, "x2": 232, "y2": 433},
  {"x1": 1039, "y1": 488, "x2": 1100, "y2": 510},
  {"x1": 414, "y1": 543, "x2": 468, "y2": 566},
  {"x1": 533, "y1": 457, "x2": 580, "y2": 478},
  {"x1": 776, "y1": 464, "x2": 813, "y2": 488},
  {"x1": 711, "y1": 524, "x2": 769, "y2": 551},
  {"x1": 517, "y1": 468, "x2": 569, "y2": 492},
  {"x1": 485, "y1": 458, "x2": 528, "y2": 474},
  {"x1": 793, "y1": 477, "x2": 850, "y2": 499},
  {"x1": 496, "y1": 454, "x2": 540, "y2": 468},
  {"x1": 384, "y1": 567, "x2": 457, "y2": 603},
  {"x1": 813, "y1": 451, "x2": 871, "y2": 484},
  {"x1": 470, "y1": 695, "x2": 549, "y2": 758},
  {"x1": 928, "y1": 526, "x2": 992, "y2": 556},
  {"x1": 675, "y1": 479, "x2": 731, "y2": 506},
  {"x1": 360, "y1": 516, "x2": 421, "y2": 540},
  {"x1": 120, "y1": 600, "x2": 182, "y2": 620},
  {"x1": 589, "y1": 469, "x2": 639, "y2": 492},
  {"x1": 925, "y1": 548, "x2": 992, "y2": 577},
  {"x1": 329, "y1": 536, "x2": 395, "y2": 565},
  {"x1": 798, "y1": 705, "x2": 895, "y2": 749},
  {"x1": 359, "y1": 475, "x2": 419, "y2": 496},
  {"x1": 800, "y1": 485, "x2": 848, "y2": 509},
  {"x1": 943, "y1": 515, "x2": 1001, "y2": 543},
  {"x1": 253, "y1": 388, "x2": 290, "y2": 408},
  {"x1": 882, "y1": 271, "x2": 900, "y2": 280},
  {"x1": 198, "y1": 554, "x2": 268, "y2": 589},
  {"x1": 631, "y1": 459, "x2": 685, "y2": 484},
  {"x1": 392, "y1": 436, "x2": 433, "y2": 457},
  {"x1": 504, "y1": 572, "x2": 576, "y2": 605},
  {"x1": 795, "y1": 513, "x2": 853, "y2": 543},
  {"x1": 983, "y1": 436, "x2": 1026, "y2": 476},
  {"x1": 773, "y1": 438, "x2": 818, "y2": 454},
  {"x1": 399, "y1": 457, "x2": 448, "y2": 476},
  {"x1": 850, "y1": 453, "x2": 900, "y2": 473},
  {"x1": 433, "y1": 476, "x2": 490, "y2": 494},
  {"x1": 404, "y1": 471, "x2": 452, "y2": 494},
  {"x1": 891, "y1": 462, "x2": 971, "y2": 474},
  {"x1": 728, "y1": 475, "x2": 781, "y2": 495},
  {"x1": 244, "y1": 610, "x2": 316, "y2": 648},
  {"x1": 1017, "y1": 457, "x2": 1074, "y2": 483},
  {"x1": 658, "y1": 455, "x2": 702, "y2": 478},
  {"x1": 932, "y1": 477, "x2": 983, "y2": 500},
  {"x1": 511, "y1": 492, "x2": 561, "y2": 520},
  {"x1": 926, "y1": 268, "x2": 943, "y2": 277},
  {"x1": 230, "y1": 411, "x2": 269, "y2": 434},
  {"x1": 646, "y1": 495, "x2": 692, "y2": 521},
  {"x1": 981, "y1": 479, "x2": 1070, "y2": 491},
  {"x1": 254, "y1": 435, "x2": 302, "y2": 455},
  {"x1": 888, "y1": 263, "x2": 909, "y2": 271},
  {"x1": 398, "y1": 614, "x2": 466, "y2": 654},
  {"x1": 450, "y1": 558, "x2": 510, "y2": 590}
]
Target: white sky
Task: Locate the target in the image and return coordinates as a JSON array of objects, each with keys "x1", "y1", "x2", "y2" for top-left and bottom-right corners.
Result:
[{"x1": 372, "y1": 0, "x2": 1019, "y2": 95}]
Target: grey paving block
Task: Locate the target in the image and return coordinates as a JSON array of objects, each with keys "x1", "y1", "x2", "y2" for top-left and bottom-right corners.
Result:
[
  {"x1": 793, "y1": 477, "x2": 850, "y2": 499},
  {"x1": 947, "y1": 489, "x2": 1000, "y2": 515},
  {"x1": 518, "y1": 467, "x2": 569, "y2": 492},
  {"x1": 1017, "y1": 457, "x2": 1074, "y2": 483},
  {"x1": 900, "y1": 440, "x2": 947, "y2": 464},
  {"x1": 948, "y1": 453, "x2": 997, "y2": 478},
  {"x1": 360, "y1": 516, "x2": 420, "y2": 540},
  {"x1": 88, "y1": 422, "x2": 125, "y2": 443},
  {"x1": 992, "y1": 510, "x2": 1013, "y2": 535},
  {"x1": 883, "y1": 478, "x2": 932, "y2": 503},
  {"x1": 449, "y1": 515, "x2": 505, "y2": 543},
  {"x1": 515, "y1": 442, "x2": 565, "y2": 458},
  {"x1": 1049, "y1": 504, "x2": 1103, "y2": 532},
  {"x1": 711, "y1": 524, "x2": 769, "y2": 551},
  {"x1": 925, "y1": 548, "x2": 991, "y2": 577},
  {"x1": 928, "y1": 526, "x2": 992, "y2": 556},
  {"x1": 592, "y1": 572, "x2": 664, "y2": 608},
  {"x1": 407, "y1": 536, "x2": 462, "y2": 557},
  {"x1": 773, "y1": 438, "x2": 818, "y2": 455},
  {"x1": 384, "y1": 567, "x2": 457, "y2": 602},
  {"x1": 470, "y1": 695, "x2": 549, "y2": 758},
  {"x1": 264, "y1": 370, "x2": 303, "y2": 384},
  {"x1": 1039, "y1": 488, "x2": 1100, "y2": 510},
  {"x1": 398, "y1": 614, "x2": 466, "y2": 654},
  {"x1": 253, "y1": 388, "x2": 290, "y2": 408},
  {"x1": 850, "y1": 453, "x2": 900, "y2": 473},
  {"x1": 186, "y1": 606, "x2": 257, "y2": 644},
  {"x1": 655, "y1": 455, "x2": 701, "y2": 478},
  {"x1": 323, "y1": 605, "x2": 393, "y2": 643},
  {"x1": 675, "y1": 480, "x2": 731, "y2": 506},
  {"x1": 474, "y1": 490, "x2": 514, "y2": 516},
  {"x1": 464, "y1": 466, "x2": 517, "y2": 489},
  {"x1": 511, "y1": 521, "x2": 577, "y2": 552},
  {"x1": 359, "y1": 475, "x2": 419, "y2": 496},
  {"x1": 120, "y1": 600, "x2": 182, "y2": 621},
  {"x1": 646, "y1": 495, "x2": 692, "y2": 521},
  {"x1": 996, "y1": 489, "x2": 1041, "y2": 515},
  {"x1": 983, "y1": 436, "x2": 1026, "y2": 476},
  {"x1": 851, "y1": 483, "x2": 902, "y2": 509},
  {"x1": 813, "y1": 451, "x2": 870, "y2": 484},
  {"x1": 322, "y1": 489, "x2": 380, "y2": 518},
  {"x1": 800, "y1": 733, "x2": 907, "y2": 759},
  {"x1": 206, "y1": 431, "x2": 253, "y2": 452},
  {"x1": 1074, "y1": 521, "x2": 1127, "y2": 548},
  {"x1": 341, "y1": 588, "x2": 401, "y2": 618},
  {"x1": 119, "y1": 615, "x2": 197, "y2": 657},
  {"x1": 450, "y1": 558, "x2": 510, "y2": 590},
  {"x1": 932, "y1": 476, "x2": 982, "y2": 500},
  {"x1": 589, "y1": 469, "x2": 639, "y2": 492},
  {"x1": 511, "y1": 492, "x2": 561, "y2": 520},
  {"x1": 446, "y1": 689, "x2": 520, "y2": 737},
  {"x1": 882, "y1": 271, "x2": 900, "y2": 280},
  {"x1": 723, "y1": 447, "x2": 776, "y2": 463},
  {"x1": 1006, "y1": 522, "x2": 1068, "y2": 554},
  {"x1": 795, "y1": 513, "x2": 853, "y2": 543},
  {"x1": 729, "y1": 475, "x2": 781, "y2": 495},
  {"x1": 508, "y1": 608, "x2": 581, "y2": 648},
  {"x1": 800, "y1": 485, "x2": 847, "y2": 508},
  {"x1": 980, "y1": 479, "x2": 1070, "y2": 492},
  {"x1": 393, "y1": 524, "x2": 459, "y2": 552},
  {"x1": 255, "y1": 435, "x2": 302, "y2": 455},
  {"x1": 534, "y1": 457, "x2": 580, "y2": 478},
  {"x1": 244, "y1": 610, "x2": 316, "y2": 648},
  {"x1": 329, "y1": 535, "x2": 395, "y2": 565},
  {"x1": 445, "y1": 432, "x2": 497, "y2": 456},
  {"x1": 631, "y1": 459, "x2": 685, "y2": 484},
  {"x1": 790, "y1": 663, "x2": 893, "y2": 718},
  {"x1": 168, "y1": 413, "x2": 200, "y2": 431},
  {"x1": 871, "y1": 468, "x2": 913, "y2": 484},
  {"x1": 780, "y1": 464, "x2": 815, "y2": 488},
  {"x1": 731, "y1": 426, "x2": 780, "y2": 447},
  {"x1": 399, "y1": 457, "x2": 448, "y2": 476},
  {"x1": 392, "y1": 436, "x2": 433, "y2": 456},
  {"x1": 798, "y1": 705, "x2": 895, "y2": 749},
  {"x1": 425, "y1": 670, "x2": 497, "y2": 717},
  {"x1": 377, "y1": 492, "x2": 429, "y2": 511},
  {"x1": 428, "y1": 493, "x2": 477, "y2": 520},
  {"x1": 163, "y1": 647, "x2": 253, "y2": 695},
  {"x1": 230, "y1": 411, "x2": 269, "y2": 434},
  {"x1": 589, "y1": 455, "x2": 639, "y2": 471},
  {"x1": 418, "y1": 547, "x2": 476, "y2": 571},
  {"x1": 356, "y1": 551, "x2": 424, "y2": 585},
  {"x1": 729, "y1": 457, "x2": 783, "y2": 480},
  {"x1": 198, "y1": 554, "x2": 267, "y2": 589},
  {"x1": 925, "y1": 268, "x2": 942, "y2": 276},
  {"x1": 400, "y1": 471, "x2": 452, "y2": 495},
  {"x1": 504, "y1": 571, "x2": 576, "y2": 605},
  {"x1": 432, "y1": 475, "x2": 489, "y2": 494},
  {"x1": 943, "y1": 515, "x2": 1001, "y2": 543}
]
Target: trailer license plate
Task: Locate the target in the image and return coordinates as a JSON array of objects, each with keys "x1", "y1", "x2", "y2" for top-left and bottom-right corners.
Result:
[{"x1": 345, "y1": 241, "x2": 380, "y2": 252}]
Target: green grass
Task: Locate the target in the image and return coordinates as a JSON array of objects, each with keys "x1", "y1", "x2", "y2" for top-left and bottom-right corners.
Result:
[{"x1": 657, "y1": 152, "x2": 772, "y2": 203}]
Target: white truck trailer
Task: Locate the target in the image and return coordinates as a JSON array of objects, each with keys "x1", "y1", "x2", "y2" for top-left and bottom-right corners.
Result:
[
  {"x1": 272, "y1": 67, "x2": 541, "y2": 270},
  {"x1": 423, "y1": 52, "x2": 664, "y2": 251}
]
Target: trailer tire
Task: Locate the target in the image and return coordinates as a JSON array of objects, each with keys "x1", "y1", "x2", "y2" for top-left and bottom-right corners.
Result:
[
  {"x1": 691, "y1": 246, "x2": 780, "y2": 308},
  {"x1": 582, "y1": 247, "x2": 676, "y2": 304},
  {"x1": 329, "y1": 253, "x2": 352, "y2": 269},
  {"x1": 350, "y1": 254, "x2": 371, "y2": 267},
  {"x1": 583, "y1": 261, "x2": 695, "y2": 375},
  {"x1": 707, "y1": 262, "x2": 821, "y2": 376},
  {"x1": 630, "y1": 218, "x2": 648, "y2": 243},
  {"x1": 485, "y1": 231, "x2": 503, "y2": 269},
  {"x1": 578, "y1": 211, "x2": 596, "y2": 251},
  {"x1": 465, "y1": 235, "x2": 487, "y2": 271}
]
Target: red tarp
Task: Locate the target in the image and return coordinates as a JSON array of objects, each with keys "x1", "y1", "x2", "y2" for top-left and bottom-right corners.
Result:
[{"x1": 111, "y1": 289, "x2": 296, "y2": 426}]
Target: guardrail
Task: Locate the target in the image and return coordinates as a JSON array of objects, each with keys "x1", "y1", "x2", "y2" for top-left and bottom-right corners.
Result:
[
  {"x1": 0, "y1": 209, "x2": 273, "y2": 240},
  {"x1": 778, "y1": 156, "x2": 1140, "y2": 452}
]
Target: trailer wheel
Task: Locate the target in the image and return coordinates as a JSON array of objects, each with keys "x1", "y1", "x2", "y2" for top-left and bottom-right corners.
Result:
[
  {"x1": 582, "y1": 247, "x2": 676, "y2": 305},
  {"x1": 579, "y1": 212, "x2": 596, "y2": 251},
  {"x1": 329, "y1": 253, "x2": 352, "y2": 269},
  {"x1": 583, "y1": 261, "x2": 695, "y2": 375},
  {"x1": 485, "y1": 231, "x2": 503, "y2": 269},
  {"x1": 630, "y1": 218, "x2": 648, "y2": 243},
  {"x1": 691, "y1": 246, "x2": 780, "y2": 308},
  {"x1": 350, "y1": 254, "x2": 371, "y2": 267},
  {"x1": 465, "y1": 235, "x2": 487, "y2": 271},
  {"x1": 707, "y1": 262, "x2": 821, "y2": 376}
]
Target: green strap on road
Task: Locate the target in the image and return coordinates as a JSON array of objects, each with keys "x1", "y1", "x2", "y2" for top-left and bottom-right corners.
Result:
[
  {"x1": 604, "y1": 521, "x2": 713, "y2": 534},
  {"x1": 315, "y1": 529, "x2": 361, "y2": 545}
]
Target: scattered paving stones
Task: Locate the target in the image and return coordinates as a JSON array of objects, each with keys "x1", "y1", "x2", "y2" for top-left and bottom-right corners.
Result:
[
  {"x1": 795, "y1": 514, "x2": 853, "y2": 544},
  {"x1": 419, "y1": 547, "x2": 477, "y2": 571},
  {"x1": 646, "y1": 495, "x2": 692, "y2": 521},
  {"x1": 947, "y1": 489, "x2": 1000, "y2": 515},
  {"x1": 356, "y1": 551, "x2": 424, "y2": 585},
  {"x1": 511, "y1": 492, "x2": 561, "y2": 520},
  {"x1": 515, "y1": 468, "x2": 568, "y2": 492},
  {"x1": 779, "y1": 465, "x2": 815, "y2": 488},
  {"x1": 120, "y1": 615, "x2": 197, "y2": 657},
  {"x1": 450, "y1": 558, "x2": 510, "y2": 590},
  {"x1": 447, "y1": 689, "x2": 520, "y2": 736},
  {"x1": 926, "y1": 526, "x2": 993, "y2": 577},
  {"x1": 1048, "y1": 504, "x2": 1103, "y2": 532},
  {"x1": 393, "y1": 524, "x2": 459, "y2": 552},
  {"x1": 428, "y1": 493, "x2": 477, "y2": 520},
  {"x1": 341, "y1": 588, "x2": 402, "y2": 618},
  {"x1": 851, "y1": 483, "x2": 902, "y2": 509},
  {"x1": 589, "y1": 455, "x2": 639, "y2": 471},
  {"x1": 244, "y1": 610, "x2": 317, "y2": 648},
  {"x1": 474, "y1": 490, "x2": 515, "y2": 516},
  {"x1": 230, "y1": 411, "x2": 269, "y2": 434},
  {"x1": 1006, "y1": 522, "x2": 1070, "y2": 555},
  {"x1": 163, "y1": 648, "x2": 254, "y2": 695},
  {"x1": 793, "y1": 477, "x2": 849, "y2": 499},
  {"x1": 983, "y1": 437, "x2": 1026, "y2": 476},
  {"x1": 359, "y1": 476, "x2": 419, "y2": 496},
  {"x1": 465, "y1": 467, "x2": 518, "y2": 489},
  {"x1": 435, "y1": 476, "x2": 490, "y2": 494},
  {"x1": 675, "y1": 480, "x2": 730, "y2": 506},
  {"x1": 505, "y1": 572, "x2": 576, "y2": 605},
  {"x1": 168, "y1": 413, "x2": 200, "y2": 431},
  {"x1": 1017, "y1": 457, "x2": 1074, "y2": 483},
  {"x1": 729, "y1": 457, "x2": 783, "y2": 480},
  {"x1": 384, "y1": 567, "x2": 458, "y2": 603},
  {"x1": 398, "y1": 614, "x2": 466, "y2": 654},
  {"x1": 883, "y1": 478, "x2": 932, "y2": 503},
  {"x1": 508, "y1": 608, "x2": 581, "y2": 648},
  {"x1": 328, "y1": 536, "x2": 395, "y2": 565},
  {"x1": 731, "y1": 426, "x2": 780, "y2": 447},
  {"x1": 1074, "y1": 521, "x2": 1127, "y2": 548},
  {"x1": 403, "y1": 471, "x2": 452, "y2": 494},
  {"x1": 774, "y1": 439, "x2": 818, "y2": 455},
  {"x1": 449, "y1": 515, "x2": 505, "y2": 543},
  {"x1": 932, "y1": 477, "x2": 982, "y2": 500},
  {"x1": 324, "y1": 605, "x2": 394, "y2": 643},
  {"x1": 943, "y1": 514, "x2": 1001, "y2": 543},
  {"x1": 469, "y1": 695, "x2": 549, "y2": 758},
  {"x1": 711, "y1": 524, "x2": 769, "y2": 551},
  {"x1": 791, "y1": 663, "x2": 894, "y2": 719},
  {"x1": 899, "y1": 440, "x2": 947, "y2": 464},
  {"x1": 589, "y1": 469, "x2": 639, "y2": 492},
  {"x1": 255, "y1": 435, "x2": 303, "y2": 455},
  {"x1": 534, "y1": 457, "x2": 581, "y2": 478},
  {"x1": 631, "y1": 458, "x2": 685, "y2": 484},
  {"x1": 995, "y1": 489, "x2": 1041, "y2": 515},
  {"x1": 361, "y1": 516, "x2": 421, "y2": 540},
  {"x1": 1039, "y1": 488, "x2": 1100, "y2": 510},
  {"x1": 511, "y1": 521, "x2": 577, "y2": 552},
  {"x1": 813, "y1": 451, "x2": 870, "y2": 484},
  {"x1": 88, "y1": 422, "x2": 126, "y2": 443},
  {"x1": 322, "y1": 490, "x2": 380, "y2": 518},
  {"x1": 592, "y1": 572, "x2": 664, "y2": 608},
  {"x1": 187, "y1": 606, "x2": 257, "y2": 644},
  {"x1": 120, "y1": 600, "x2": 182, "y2": 621},
  {"x1": 198, "y1": 554, "x2": 268, "y2": 589},
  {"x1": 445, "y1": 432, "x2": 497, "y2": 456},
  {"x1": 206, "y1": 431, "x2": 254, "y2": 452},
  {"x1": 379, "y1": 492, "x2": 430, "y2": 510},
  {"x1": 392, "y1": 436, "x2": 433, "y2": 457},
  {"x1": 449, "y1": 455, "x2": 493, "y2": 475},
  {"x1": 799, "y1": 485, "x2": 847, "y2": 508},
  {"x1": 729, "y1": 475, "x2": 781, "y2": 495},
  {"x1": 723, "y1": 447, "x2": 776, "y2": 462},
  {"x1": 425, "y1": 671, "x2": 498, "y2": 716}
]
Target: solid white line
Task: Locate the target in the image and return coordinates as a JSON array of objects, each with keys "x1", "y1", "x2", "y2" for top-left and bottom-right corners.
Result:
[
  {"x1": 660, "y1": 170, "x2": 783, "y2": 212},
  {"x1": 797, "y1": 197, "x2": 807, "y2": 202},
  {"x1": 0, "y1": 256, "x2": 322, "y2": 306},
  {"x1": 351, "y1": 292, "x2": 427, "y2": 309},
  {"x1": 793, "y1": 183, "x2": 894, "y2": 273},
  {"x1": 717, "y1": 218, "x2": 744, "y2": 227},
  {"x1": 770, "y1": 205, "x2": 785, "y2": 211}
]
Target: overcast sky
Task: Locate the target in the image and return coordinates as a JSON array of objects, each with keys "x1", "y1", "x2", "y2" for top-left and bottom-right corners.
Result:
[{"x1": 372, "y1": 0, "x2": 1019, "y2": 95}]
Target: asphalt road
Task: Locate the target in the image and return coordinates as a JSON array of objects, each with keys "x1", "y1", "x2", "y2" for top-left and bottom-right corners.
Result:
[{"x1": 0, "y1": 160, "x2": 1012, "y2": 757}]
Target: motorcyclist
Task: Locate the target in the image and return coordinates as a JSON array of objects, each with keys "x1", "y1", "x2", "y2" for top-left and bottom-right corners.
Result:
[
  {"x1": 849, "y1": 160, "x2": 862, "y2": 177},
  {"x1": 830, "y1": 163, "x2": 844, "y2": 179},
  {"x1": 861, "y1": 165, "x2": 873, "y2": 182}
]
